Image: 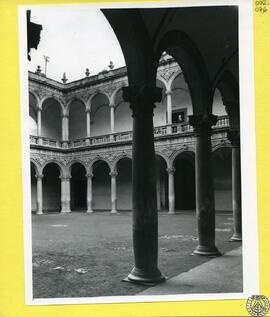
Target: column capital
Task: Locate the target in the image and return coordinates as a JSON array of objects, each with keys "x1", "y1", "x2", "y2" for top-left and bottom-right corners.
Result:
[
  {"x1": 109, "y1": 171, "x2": 118, "y2": 177},
  {"x1": 35, "y1": 173, "x2": 43, "y2": 179},
  {"x1": 109, "y1": 103, "x2": 115, "y2": 108},
  {"x1": 85, "y1": 108, "x2": 91, "y2": 113},
  {"x1": 166, "y1": 167, "x2": 175, "y2": 175},
  {"x1": 59, "y1": 175, "x2": 71, "y2": 180},
  {"x1": 86, "y1": 172, "x2": 93, "y2": 179},
  {"x1": 37, "y1": 106, "x2": 42, "y2": 112},
  {"x1": 61, "y1": 113, "x2": 69, "y2": 119},
  {"x1": 165, "y1": 89, "x2": 172, "y2": 96},
  {"x1": 188, "y1": 113, "x2": 217, "y2": 135},
  {"x1": 227, "y1": 129, "x2": 240, "y2": 147},
  {"x1": 122, "y1": 85, "x2": 162, "y2": 117}
]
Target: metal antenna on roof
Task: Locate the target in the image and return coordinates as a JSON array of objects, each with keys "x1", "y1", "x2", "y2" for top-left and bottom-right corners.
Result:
[{"x1": 43, "y1": 55, "x2": 50, "y2": 76}]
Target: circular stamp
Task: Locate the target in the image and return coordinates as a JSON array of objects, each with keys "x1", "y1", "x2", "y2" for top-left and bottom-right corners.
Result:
[{"x1": 246, "y1": 295, "x2": 270, "y2": 317}]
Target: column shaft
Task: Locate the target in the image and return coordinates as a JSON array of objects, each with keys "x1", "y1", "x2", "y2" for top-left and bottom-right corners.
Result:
[
  {"x1": 167, "y1": 168, "x2": 175, "y2": 214},
  {"x1": 189, "y1": 114, "x2": 221, "y2": 256},
  {"x1": 86, "y1": 111, "x2": 91, "y2": 138},
  {"x1": 37, "y1": 109, "x2": 42, "y2": 136},
  {"x1": 110, "y1": 171, "x2": 117, "y2": 213},
  {"x1": 166, "y1": 91, "x2": 172, "y2": 125},
  {"x1": 36, "y1": 174, "x2": 43, "y2": 214},
  {"x1": 228, "y1": 130, "x2": 242, "y2": 241},
  {"x1": 123, "y1": 86, "x2": 165, "y2": 284},
  {"x1": 86, "y1": 173, "x2": 93, "y2": 213},
  {"x1": 60, "y1": 177, "x2": 71, "y2": 213},
  {"x1": 62, "y1": 116, "x2": 69, "y2": 141},
  {"x1": 110, "y1": 104, "x2": 115, "y2": 134}
]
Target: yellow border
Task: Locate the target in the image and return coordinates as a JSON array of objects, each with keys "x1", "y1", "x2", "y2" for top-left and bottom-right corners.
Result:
[{"x1": 0, "y1": 0, "x2": 269, "y2": 316}]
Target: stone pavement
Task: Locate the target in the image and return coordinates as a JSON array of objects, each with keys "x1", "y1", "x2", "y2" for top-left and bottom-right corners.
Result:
[{"x1": 138, "y1": 247, "x2": 242, "y2": 295}]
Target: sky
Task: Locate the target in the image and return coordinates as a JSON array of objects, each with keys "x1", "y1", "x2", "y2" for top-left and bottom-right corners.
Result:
[{"x1": 28, "y1": 5, "x2": 126, "y2": 82}]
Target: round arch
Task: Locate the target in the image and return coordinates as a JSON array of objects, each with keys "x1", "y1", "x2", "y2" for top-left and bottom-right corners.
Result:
[
  {"x1": 111, "y1": 85, "x2": 127, "y2": 105},
  {"x1": 90, "y1": 93, "x2": 110, "y2": 137},
  {"x1": 41, "y1": 97, "x2": 63, "y2": 139},
  {"x1": 68, "y1": 99, "x2": 87, "y2": 140},
  {"x1": 30, "y1": 161, "x2": 38, "y2": 213},
  {"x1": 116, "y1": 157, "x2": 132, "y2": 211},
  {"x1": 42, "y1": 162, "x2": 62, "y2": 213},
  {"x1": 114, "y1": 89, "x2": 132, "y2": 133},
  {"x1": 215, "y1": 70, "x2": 239, "y2": 130},
  {"x1": 173, "y1": 151, "x2": 195, "y2": 211},
  {"x1": 156, "y1": 154, "x2": 169, "y2": 211},
  {"x1": 70, "y1": 162, "x2": 87, "y2": 211},
  {"x1": 29, "y1": 92, "x2": 39, "y2": 135},
  {"x1": 92, "y1": 159, "x2": 111, "y2": 211},
  {"x1": 154, "y1": 78, "x2": 167, "y2": 127},
  {"x1": 41, "y1": 160, "x2": 65, "y2": 177},
  {"x1": 155, "y1": 30, "x2": 213, "y2": 115}
]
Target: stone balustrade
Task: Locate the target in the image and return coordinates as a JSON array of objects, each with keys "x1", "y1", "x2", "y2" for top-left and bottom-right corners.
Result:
[{"x1": 30, "y1": 116, "x2": 229, "y2": 150}]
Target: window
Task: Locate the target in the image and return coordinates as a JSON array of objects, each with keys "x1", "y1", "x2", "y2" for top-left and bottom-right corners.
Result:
[{"x1": 172, "y1": 109, "x2": 187, "y2": 124}]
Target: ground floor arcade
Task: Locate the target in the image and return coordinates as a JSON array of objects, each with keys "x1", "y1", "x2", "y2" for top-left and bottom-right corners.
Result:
[{"x1": 31, "y1": 146, "x2": 232, "y2": 214}]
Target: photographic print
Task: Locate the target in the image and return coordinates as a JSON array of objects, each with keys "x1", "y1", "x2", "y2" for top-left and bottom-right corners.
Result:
[{"x1": 18, "y1": 0, "x2": 259, "y2": 307}]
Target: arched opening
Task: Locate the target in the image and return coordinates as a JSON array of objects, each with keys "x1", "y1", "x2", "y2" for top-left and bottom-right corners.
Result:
[
  {"x1": 42, "y1": 162, "x2": 61, "y2": 213},
  {"x1": 90, "y1": 94, "x2": 110, "y2": 136},
  {"x1": 92, "y1": 160, "x2": 110, "y2": 210},
  {"x1": 212, "y1": 147, "x2": 232, "y2": 212},
  {"x1": 42, "y1": 98, "x2": 62, "y2": 139},
  {"x1": 69, "y1": 100, "x2": 86, "y2": 139},
  {"x1": 154, "y1": 79, "x2": 167, "y2": 127},
  {"x1": 171, "y1": 71, "x2": 193, "y2": 124},
  {"x1": 71, "y1": 162, "x2": 87, "y2": 211},
  {"x1": 30, "y1": 162, "x2": 37, "y2": 213},
  {"x1": 116, "y1": 158, "x2": 132, "y2": 210},
  {"x1": 29, "y1": 93, "x2": 38, "y2": 135},
  {"x1": 156, "y1": 155, "x2": 168, "y2": 211},
  {"x1": 114, "y1": 90, "x2": 132, "y2": 133},
  {"x1": 173, "y1": 152, "x2": 195, "y2": 211},
  {"x1": 212, "y1": 88, "x2": 227, "y2": 117}
]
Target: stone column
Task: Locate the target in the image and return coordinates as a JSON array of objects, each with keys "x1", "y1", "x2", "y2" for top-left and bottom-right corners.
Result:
[
  {"x1": 62, "y1": 114, "x2": 69, "y2": 145},
  {"x1": 166, "y1": 90, "x2": 173, "y2": 134},
  {"x1": 156, "y1": 173, "x2": 161, "y2": 211},
  {"x1": 110, "y1": 103, "x2": 115, "y2": 134},
  {"x1": 167, "y1": 167, "x2": 175, "y2": 214},
  {"x1": 228, "y1": 130, "x2": 242, "y2": 241},
  {"x1": 60, "y1": 176, "x2": 71, "y2": 213},
  {"x1": 189, "y1": 113, "x2": 221, "y2": 256},
  {"x1": 35, "y1": 173, "x2": 43, "y2": 215},
  {"x1": 110, "y1": 171, "x2": 118, "y2": 213},
  {"x1": 37, "y1": 108, "x2": 42, "y2": 137},
  {"x1": 122, "y1": 85, "x2": 165, "y2": 284},
  {"x1": 86, "y1": 109, "x2": 91, "y2": 138},
  {"x1": 166, "y1": 90, "x2": 172, "y2": 125},
  {"x1": 86, "y1": 172, "x2": 93, "y2": 213}
]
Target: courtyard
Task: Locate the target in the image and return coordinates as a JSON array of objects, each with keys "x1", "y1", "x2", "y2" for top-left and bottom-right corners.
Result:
[{"x1": 32, "y1": 211, "x2": 242, "y2": 298}]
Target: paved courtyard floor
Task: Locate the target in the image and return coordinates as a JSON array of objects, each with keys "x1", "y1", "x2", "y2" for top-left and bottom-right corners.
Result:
[{"x1": 32, "y1": 211, "x2": 242, "y2": 298}]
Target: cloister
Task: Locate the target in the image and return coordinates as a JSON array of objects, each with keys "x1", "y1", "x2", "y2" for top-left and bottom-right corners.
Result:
[{"x1": 28, "y1": 5, "x2": 241, "y2": 286}]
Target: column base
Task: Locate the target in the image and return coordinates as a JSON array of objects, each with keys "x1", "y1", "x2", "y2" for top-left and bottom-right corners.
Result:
[
  {"x1": 193, "y1": 245, "x2": 222, "y2": 257},
  {"x1": 110, "y1": 210, "x2": 119, "y2": 214},
  {"x1": 168, "y1": 210, "x2": 175, "y2": 215},
  {"x1": 230, "y1": 233, "x2": 242, "y2": 242},
  {"x1": 61, "y1": 210, "x2": 71, "y2": 214},
  {"x1": 86, "y1": 209, "x2": 94, "y2": 213},
  {"x1": 36, "y1": 211, "x2": 43, "y2": 215},
  {"x1": 124, "y1": 267, "x2": 166, "y2": 286}
]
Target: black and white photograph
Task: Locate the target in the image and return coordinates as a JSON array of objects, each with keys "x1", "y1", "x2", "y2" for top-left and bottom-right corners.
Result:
[{"x1": 20, "y1": 0, "x2": 259, "y2": 305}]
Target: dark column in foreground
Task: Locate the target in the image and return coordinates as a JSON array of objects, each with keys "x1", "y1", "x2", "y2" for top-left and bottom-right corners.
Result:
[
  {"x1": 228, "y1": 130, "x2": 242, "y2": 241},
  {"x1": 123, "y1": 86, "x2": 165, "y2": 285},
  {"x1": 189, "y1": 114, "x2": 221, "y2": 256}
]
